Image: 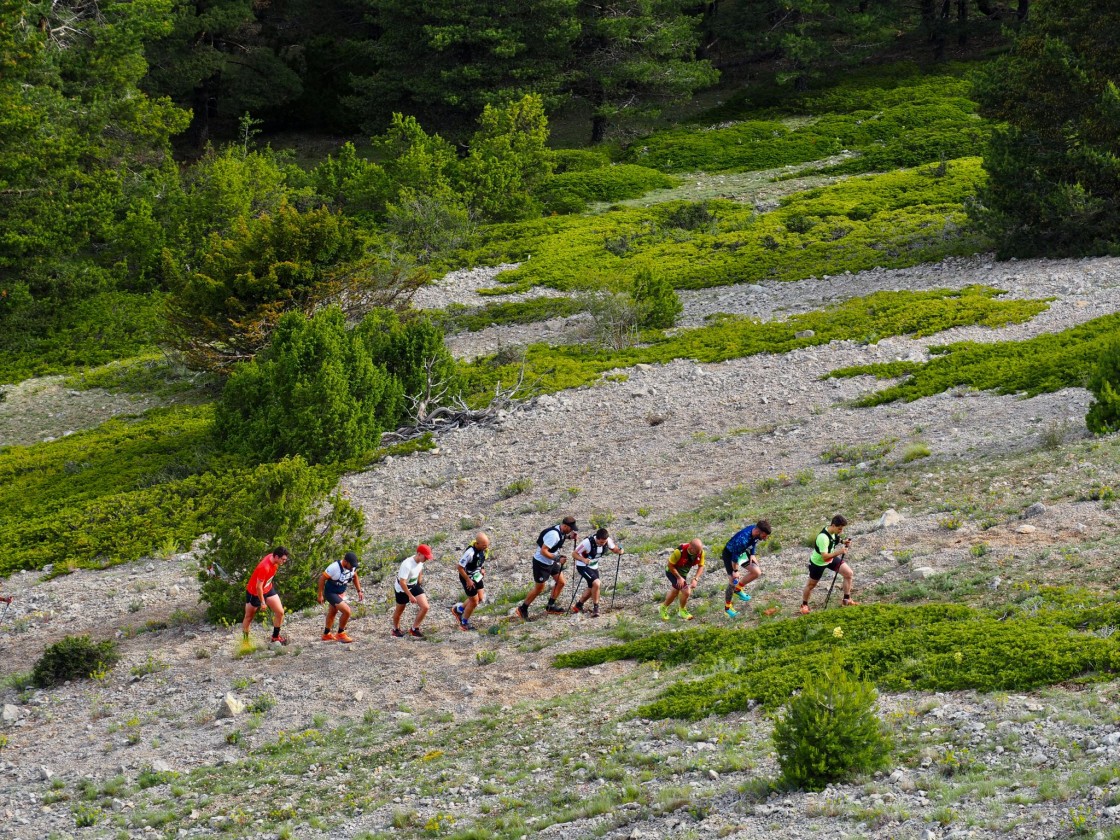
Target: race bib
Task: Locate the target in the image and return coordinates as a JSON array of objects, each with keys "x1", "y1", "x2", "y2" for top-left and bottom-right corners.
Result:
[{"x1": 471, "y1": 570, "x2": 483, "y2": 582}]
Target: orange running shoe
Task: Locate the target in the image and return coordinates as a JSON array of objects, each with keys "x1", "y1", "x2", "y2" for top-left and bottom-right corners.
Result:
[
  {"x1": 321, "y1": 632, "x2": 337, "y2": 642},
  {"x1": 336, "y1": 632, "x2": 354, "y2": 643}
]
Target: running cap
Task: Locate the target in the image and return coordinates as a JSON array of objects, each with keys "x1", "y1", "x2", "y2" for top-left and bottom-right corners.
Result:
[
  {"x1": 562, "y1": 516, "x2": 578, "y2": 530},
  {"x1": 343, "y1": 551, "x2": 359, "y2": 567},
  {"x1": 416, "y1": 544, "x2": 433, "y2": 560}
]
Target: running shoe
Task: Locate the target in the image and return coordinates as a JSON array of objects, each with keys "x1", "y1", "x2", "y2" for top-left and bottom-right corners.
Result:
[
  {"x1": 677, "y1": 608, "x2": 693, "y2": 621},
  {"x1": 516, "y1": 603, "x2": 530, "y2": 621},
  {"x1": 271, "y1": 635, "x2": 289, "y2": 646},
  {"x1": 590, "y1": 605, "x2": 600, "y2": 618},
  {"x1": 736, "y1": 590, "x2": 752, "y2": 603},
  {"x1": 659, "y1": 605, "x2": 671, "y2": 621},
  {"x1": 391, "y1": 628, "x2": 405, "y2": 638},
  {"x1": 336, "y1": 632, "x2": 354, "y2": 644},
  {"x1": 459, "y1": 620, "x2": 476, "y2": 632},
  {"x1": 321, "y1": 632, "x2": 337, "y2": 642},
  {"x1": 409, "y1": 627, "x2": 425, "y2": 638},
  {"x1": 841, "y1": 597, "x2": 860, "y2": 607},
  {"x1": 725, "y1": 606, "x2": 738, "y2": 619},
  {"x1": 799, "y1": 603, "x2": 811, "y2": 615},
  {"x1": 545, "y1": 601, "x2": 565, "y2": 615},
  {"x1": 570, "y1": 602, "x2": 584, "y2": 614}
]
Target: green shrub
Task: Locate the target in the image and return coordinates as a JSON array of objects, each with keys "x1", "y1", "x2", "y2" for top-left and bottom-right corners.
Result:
[
  {"x1": 167, "y1": 202, "x2": 362, "y2": 372},
  {"x1": 33, "y1": 636, "x2": 120, "y2": 687},
  {"x1": 1086, "y1": 340, "x2": 1120, "y2": 435},
  {"x1": 772, "y1": 657, "x2": 892, "y2": 791},
  {"x1": 555, "y1": 602, "x2": 1120, "y2": 718},
  {"x1": 828, "y1": 311, "x2": 1120, "y2": 408},
  {"x1": 215, "y1": 308, "x2": 404, "y2": 465},
  {"x1": 0, "y1": 291, "x2": 167, "y2": 386},
  {"x1": 197, "y1": 456, "x2": 367, "y2": 622},
  {"x1": 498, "y1": 478, "x2": 533, "y2": 500},
  {"x1": 455, "y1": 159, "x2": 990, "y2": 295},
  {"x1": 900, "y1": 443, "x2": 931, "y2": 462},
  {"x1": 434, "y1": 297, "x2": 585, "y2": 334},
  {"x1": 386, "y1": 194, "x2": 474, "y2": 263},
  {"x1": 633, "y1": 268, "x2": 683, "y2": 330},
  {"x1": 537, "y1": 165, "x2": 677, "y2": 214},
  {"x1": 553, "y1": 149, "x2": 613, "y2": 173},
  {"x1": 461, "y1": 286, "x2": 1047, "y2": 406}
]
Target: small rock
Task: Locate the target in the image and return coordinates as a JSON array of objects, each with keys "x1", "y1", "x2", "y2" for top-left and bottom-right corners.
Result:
[
  {"x1": 1023, "y1": 502, "x2": 1046, "y2": 518},
  {"x1": 151, "y1": 760, "x2": 173, "y2": 774},
  {"x1": 353, "y1": 690, "x2": 364, "y2": 702},
  {"x1": 795, "y1": 329, "x2": 816, "y2": 339},
  {"x1": 39, "y1": 766, "x2": 53, "y2": 782},
  {"x1": 708, "y1": 769, "x2": 719, "y2": 780},
  {"x1": 911, "y1": 567, "x2": 938, "y2": 581},
  {"x1": 875, "y1": 509, "x2": 903, "y2": 529},
  {"x1": 1, "y1": 704, "x2": 20, "y2": 724},
  {"x1": 217, "y1": 693, "x2": 245, "y2": 719},
  {"x1": 1015, "y1": 524, "x2": 1037, "y2": 535}
]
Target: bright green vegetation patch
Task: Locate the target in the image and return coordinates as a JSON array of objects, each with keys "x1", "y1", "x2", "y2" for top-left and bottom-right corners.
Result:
[
  {"x1": 461, "y1": 286, "x2": 1048, "y2": 403},
  {"x1": 632, "y1": 68, "x2": 985, "y2": 176},
  {"x1": 827, "y1": 311, "x2": 1120, "y2": 407},
  {"x1": 434, "y1": 297, "x2": 586, "y2": 334},
  {"x1": 64, "y1": 354, "x2": 218, "y2": 398},
  {"x1": 554, "y1": 602, "x2": 1120, "y2": 719},
  {"x1": 456, "y1": 159, "x2": 988, "y2": 293},
  {"x1": 537, "y1": 164, "x2": 679, "y2": 214},
  {"x1": 0, "y1": 292, "x2": 166, "y2": 385},
  {"x1": 0, "y1": 405, "x2": 244, "y2": 575},
  {"x1": 0, "y1": 401, "x2": 431, "y2": 576}
]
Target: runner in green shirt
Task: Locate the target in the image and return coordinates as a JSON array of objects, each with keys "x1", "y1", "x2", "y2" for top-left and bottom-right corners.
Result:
[{"x1": 800, "y1": 515, "x2": 856, "y2": 614}]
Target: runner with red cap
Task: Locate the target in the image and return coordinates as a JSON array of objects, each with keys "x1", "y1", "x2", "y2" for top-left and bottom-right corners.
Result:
[{"x1": 392, "y1": 544, "x2": 432, "y2": 638}]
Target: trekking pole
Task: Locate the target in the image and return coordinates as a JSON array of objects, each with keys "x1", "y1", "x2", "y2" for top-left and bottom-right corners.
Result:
[
  {"x1": 610, "y1": 551, "x2": 623, "y2": 610},
  {"x1": 567, "y1": 575, "x2": 584, "y2": 612},
  {"x1": 822, "y1": 569, "x2": 839, "y2": 609},
  {"x1": 0, "y1": 597, "x2": 12, "y2": 630}
]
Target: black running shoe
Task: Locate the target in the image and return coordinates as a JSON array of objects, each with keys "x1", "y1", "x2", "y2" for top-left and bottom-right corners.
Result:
[
  {"x1": 545, "y1": 601, "x2": 565, "y2": 615},
  {"x1": 516, "y1": 604, "x2": 529, "y2": 621}
]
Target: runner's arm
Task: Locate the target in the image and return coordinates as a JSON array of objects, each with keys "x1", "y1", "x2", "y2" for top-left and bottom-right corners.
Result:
[
  {"x1": 353, "y1": 574, "x2": 363, "y2": 602},
  {"x1": 317, "y1": 572, "x2": 328, "y2": 603}
]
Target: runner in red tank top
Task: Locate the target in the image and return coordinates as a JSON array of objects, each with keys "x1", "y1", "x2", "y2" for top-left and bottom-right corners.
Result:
[{"x1": 242, "y1": 547, "x2": 290, "y2": 645}]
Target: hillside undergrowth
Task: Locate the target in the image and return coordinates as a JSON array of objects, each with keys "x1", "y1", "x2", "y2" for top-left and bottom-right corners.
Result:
[
  {"x1": 461, "y1": 286, "x2": 1048, "y2": 402},
  {"x1": 555, "y1": 601, "x2": 1120, "y2": 719},
  {"x1": 827, "y1": 312, "x2": 1120, "y2": 406},
  {"x1": 453, "y1": 159, "x2": 988, "y2": 294}
]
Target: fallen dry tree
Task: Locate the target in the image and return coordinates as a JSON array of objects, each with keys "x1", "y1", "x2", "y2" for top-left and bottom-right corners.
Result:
[{"x1": 379, "y1": 365, "x2": 529, "y2": 445}]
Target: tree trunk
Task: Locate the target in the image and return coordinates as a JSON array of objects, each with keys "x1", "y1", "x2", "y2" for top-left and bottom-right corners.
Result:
[
  {"x1": 957, "y1": 0, "x2": 968, "y2": 45},
  {"x1": 1017, "y1": 0, "x2": 1029, "y2": 21},
  {"x1": 591, "y1": 113, "x2": 608, "y2": 144},
  {"x1": 187, "y1": 74, "x2": 219, "y2": 149}
]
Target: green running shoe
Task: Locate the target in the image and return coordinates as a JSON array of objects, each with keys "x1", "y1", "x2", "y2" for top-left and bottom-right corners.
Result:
[
  {"x1": 659, "y1": 605, "x2": 671, "y2": 621},
  {"x1": 678, "y1": 608, "x2": 694, "y2": 621}
]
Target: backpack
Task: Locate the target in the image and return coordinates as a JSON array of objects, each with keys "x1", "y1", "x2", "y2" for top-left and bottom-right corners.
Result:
[{"x1": 537, "y1": 525, "x2": 562, "y2": 549}]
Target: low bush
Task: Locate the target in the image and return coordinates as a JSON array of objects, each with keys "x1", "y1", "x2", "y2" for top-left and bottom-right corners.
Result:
[
  {"x1": 773, "y1": 657, "x2": 892, "y2": 790},
  {"x1": 537, "y1": 165, "x2": 677, "y2": 214},
  {"x1": 827, "y1": 311, "x2": 1120, "y2": 409},
  {"x1": 197, "y1": 456, "x2": 367, "y2": 622},
  {"x1": 1086, "y1": 339, "x2": 1120, "y2": 435},
  {"x1": 434, "y1": 298, "x2": 585, "y2": 334},
  {"x1": 461, "y1": 286, "x2": 1048, "y2": 404},
  {"x1": 633, "y1": 268, "x2": 682, "y2": 329},
  {"x1": 454, "y1": 159, "x2": 990, "y2": 295},
  {"x1": 33, "y1": 636, "x2": 120, "y2": 687},
  {"x1": 0, "y1": 291, "x2": 166, "y2": 385},
  {"x1": 554, "y1": 602, "x2": 1120, "y2": 719}
]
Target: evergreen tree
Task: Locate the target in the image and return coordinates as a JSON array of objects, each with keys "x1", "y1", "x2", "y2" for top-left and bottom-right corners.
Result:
[
  {"x1": 352, "y1": 0, "x2": 578, "y2": 136},
  {"x1": 974, "y1": 0, "x2": 1120, "y2": 257},
  {"x1": 0, "y1": 0, "x2": 187, "y2": 324},
  {"x1": 568, "y1": 0, "x2": 719, "y2": 142}
]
